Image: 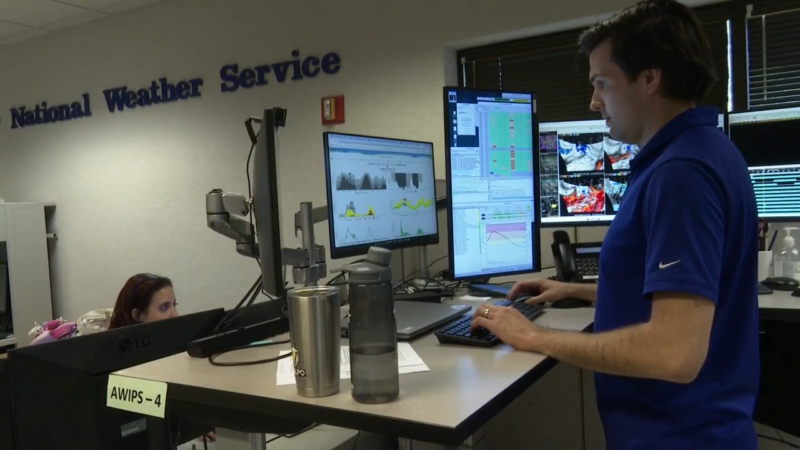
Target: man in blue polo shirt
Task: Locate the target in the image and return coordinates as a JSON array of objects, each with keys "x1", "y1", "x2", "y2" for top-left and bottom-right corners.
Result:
[{"x1": 471, "y1": 0, "x2": 760, "y2": 448}]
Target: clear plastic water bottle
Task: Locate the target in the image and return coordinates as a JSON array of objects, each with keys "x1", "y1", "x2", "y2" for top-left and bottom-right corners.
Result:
[
  {"x1": 338, "y1": 247, "x2": 399, "y2": 404},
  {"x1": 774, "y1": 227, "x2": 800, "y2": 281}
]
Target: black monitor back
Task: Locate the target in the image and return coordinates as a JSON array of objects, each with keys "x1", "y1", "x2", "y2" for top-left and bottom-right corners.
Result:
[
  {"x1": 8, "y1": 308, "x2": 224, "y2": 450},
  {"x1": 0, "y1": 358, "x2": 15, "y2": 450}
]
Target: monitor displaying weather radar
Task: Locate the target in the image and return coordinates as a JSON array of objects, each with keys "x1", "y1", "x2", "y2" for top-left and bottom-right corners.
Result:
[{"x1": 323, "y1": 132, "x2": 439, "y2": 259}]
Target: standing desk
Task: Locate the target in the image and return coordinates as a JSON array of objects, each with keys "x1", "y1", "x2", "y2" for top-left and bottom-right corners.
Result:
[
  {"x1": 758, "y1": 289, "x2": 800, "y2": 318},
  {"x1": 755, "y1": 289, "x2": 800, "y2": 438},
  {"x1": 110, "y1": 291, "x2": 800, "y2": 449},
  {"x1": 113, "y1": 299, "x2": 596, "y2": 449}
]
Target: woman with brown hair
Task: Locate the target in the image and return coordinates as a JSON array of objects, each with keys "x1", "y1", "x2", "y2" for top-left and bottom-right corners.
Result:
[{"x1": 109, "y1": 273, "x2": 179, "y2": 329}]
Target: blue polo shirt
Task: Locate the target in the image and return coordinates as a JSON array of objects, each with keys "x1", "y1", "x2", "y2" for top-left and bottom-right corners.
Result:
[{"x1": 595, "y1": 106, "x2": 760, "y2": 449}]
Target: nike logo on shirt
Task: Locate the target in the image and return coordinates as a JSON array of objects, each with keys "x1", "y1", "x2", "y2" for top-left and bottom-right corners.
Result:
[{"x1": 659, "y1": 260, "x2": 681, "y2": 269}]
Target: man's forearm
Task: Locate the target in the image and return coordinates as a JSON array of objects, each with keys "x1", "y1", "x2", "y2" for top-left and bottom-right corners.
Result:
[
  {"x1": 567, "y1": 283, "x2": 598, "y2": 302},
  {"x1": 530, "y1": 324, "x2": 693, "y2": 383}
]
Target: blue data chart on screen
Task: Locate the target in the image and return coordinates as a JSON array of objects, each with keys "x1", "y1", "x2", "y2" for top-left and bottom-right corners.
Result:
[
  {"x1": 446, "y1": 89, "x2": 537, "y2": 278},
  {"x1": 729, "y1": 106, "x2": 800, "y2": 220},
  {"x1": 749, "y1": 165, "x2": 800, "y2": 219},
  {"x1": 326, "y1": 134, "x2": 438, "y2": 250}
]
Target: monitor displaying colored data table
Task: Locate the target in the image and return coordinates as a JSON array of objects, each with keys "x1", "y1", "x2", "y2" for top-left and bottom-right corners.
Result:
[
  {"x1": 323, "y1": 132, "x2": 439, "y2": 259},
  {"x1": 443, "y1": 87, "x2": 540, "y2": 280},
  {"x1": 728, "y1": 107, "x2": 800, "y2": 221}
]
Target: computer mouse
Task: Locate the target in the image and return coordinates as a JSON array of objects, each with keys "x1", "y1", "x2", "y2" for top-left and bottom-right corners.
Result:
[
  {"x1": 551, "y1": 298, "x2": 593, "y2": 309},
  {"x1": 792, "y1": 288, "x2": 800, "y2": 298},
  {"x1": 761, "y1": 277, "x2": 800, "y2": 292}
]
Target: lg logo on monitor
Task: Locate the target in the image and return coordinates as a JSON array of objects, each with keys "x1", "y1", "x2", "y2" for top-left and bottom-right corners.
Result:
[{"x1": 117, "y1": 337, "x2": 152, "y2": 354}]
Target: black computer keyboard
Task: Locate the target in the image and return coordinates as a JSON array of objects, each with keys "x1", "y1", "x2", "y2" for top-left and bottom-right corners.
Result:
[{"x1": 434, "y1": 300, "x2": 545, "y2": 348}]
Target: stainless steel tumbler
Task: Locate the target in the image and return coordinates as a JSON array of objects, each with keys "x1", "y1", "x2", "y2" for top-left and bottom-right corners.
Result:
[{"x1": 286, "y1": 285, "x2": 341, "y2": 398}]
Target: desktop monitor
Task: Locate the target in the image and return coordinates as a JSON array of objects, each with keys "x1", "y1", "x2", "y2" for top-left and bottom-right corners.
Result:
[
  {"x1": 443, "y1": 87, "x2": 541, "y2": 280},
  {"x1": 323, "y1": 132, "x2": 439, "y2": 259},
  {"x1": 538, "y1": 114, "x2": 726, "y2": 227},
  {"x1": 538, "y1": 119, "x2": 639, "y2": 226},
  {"x1": 253, "y1": 108, "x2": 287, "y2": 296},
  {"x1": 728, "y1": 106, "x2": 800, "y2": 221},
  {"x1": 0, "y1": 359, "x2": 14, "y2": 450},
  {"x1": 8, "y1": 309, "x2": 225, "y2": 450}
]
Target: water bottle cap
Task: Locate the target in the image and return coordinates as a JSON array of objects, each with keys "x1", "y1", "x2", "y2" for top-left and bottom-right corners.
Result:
[
  {"x1": 365, "y1": 247, "x2": 392, "y2": 266},
  {"x1": 338, "y1": 247, "x2": 393, "y2": 284}
]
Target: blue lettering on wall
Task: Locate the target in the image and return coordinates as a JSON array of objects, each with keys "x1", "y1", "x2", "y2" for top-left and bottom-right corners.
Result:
[
  {"x1": 103, "y1": 77, "x2": 203, "y2": 113},
  {"x1": 8, "y1": 49, "x2": 340, "y2": 127},
  {"x1": 10, "y1": 94, "x2": 91, "y2": 129},
  {"x1": 220, "y1": 50, "x2": 340, "y2": 93}
]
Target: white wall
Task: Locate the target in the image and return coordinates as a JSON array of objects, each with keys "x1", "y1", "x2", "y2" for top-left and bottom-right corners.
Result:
[{"x1": 0, "y1": 0, "x2": 715, "y2": 320}]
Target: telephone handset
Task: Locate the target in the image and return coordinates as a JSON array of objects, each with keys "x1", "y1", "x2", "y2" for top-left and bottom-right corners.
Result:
[
  {"x1": 552, "y1": 230, "x2": 583, "y2": 283},
  {"x1": 552, "y1": 231, "x2": 602, "y2": 282}
]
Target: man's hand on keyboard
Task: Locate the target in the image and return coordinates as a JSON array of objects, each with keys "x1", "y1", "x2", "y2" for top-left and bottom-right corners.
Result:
[
  {"x1": 470, "y1": 303, "x2": 542, "y2": 351},
  {"x1": 507, "y1": 278, "x2": 571, "y2": 304}
]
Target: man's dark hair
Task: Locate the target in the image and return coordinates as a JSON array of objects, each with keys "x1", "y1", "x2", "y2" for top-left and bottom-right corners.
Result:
[{"x1": 578, "y1": 0, "x2": 717, "y2": 102}]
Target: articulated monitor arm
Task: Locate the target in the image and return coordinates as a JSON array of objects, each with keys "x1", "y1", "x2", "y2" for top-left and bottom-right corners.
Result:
[
  {"x1": 206, "y1": 189, "x2": 259, "y2": 259},
  {"x1": 282, "y1": 202, "x2": 328, "y2": 286}
]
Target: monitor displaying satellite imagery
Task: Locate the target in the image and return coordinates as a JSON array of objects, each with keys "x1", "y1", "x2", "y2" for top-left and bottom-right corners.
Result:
[{"x1": 539, "y1": 119, "x2": 639, "y2": 225}]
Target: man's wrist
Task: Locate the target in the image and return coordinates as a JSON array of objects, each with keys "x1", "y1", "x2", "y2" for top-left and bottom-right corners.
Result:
[
  {"x1": 565, "y1": 282, "x2": 597, "y2": 302},
  {"x1": 522, "y1": 326, "x2": 556, "y2": 355}
]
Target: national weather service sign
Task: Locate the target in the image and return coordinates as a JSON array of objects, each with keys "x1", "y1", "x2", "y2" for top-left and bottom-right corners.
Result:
[{"x1": 8, "y1": 50, "x2": 341, "y2": 129}]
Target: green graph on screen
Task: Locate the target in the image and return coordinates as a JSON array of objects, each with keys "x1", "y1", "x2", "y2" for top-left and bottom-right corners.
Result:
[
  {"x1": 490, "y1": 150, "x2": 533, "y2": 176},
  {"x1": 489, "y1": 111, "x2": 532, "y2": 149}
]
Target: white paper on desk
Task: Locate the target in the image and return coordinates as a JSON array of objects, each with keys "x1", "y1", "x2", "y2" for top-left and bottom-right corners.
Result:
[
  {"x1": 460, "y1": 295, "x2": 491, "y2": 302},
  {"x1": 276, "y1": 342, "x2": 429, "y2": 386}
]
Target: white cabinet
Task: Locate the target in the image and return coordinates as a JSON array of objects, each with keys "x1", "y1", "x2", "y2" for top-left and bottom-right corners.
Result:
[{"x1": 0, "y1": 202, "x2": 56, "y2": 348}]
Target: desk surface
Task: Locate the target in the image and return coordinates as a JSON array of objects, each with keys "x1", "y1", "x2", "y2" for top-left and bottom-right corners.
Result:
[
  {"x1": 759, "y1": 289, "x2": 800, "y2": 310},
  {"x1": 115, "y1": 300, "x2": 595, "y2": 445}
]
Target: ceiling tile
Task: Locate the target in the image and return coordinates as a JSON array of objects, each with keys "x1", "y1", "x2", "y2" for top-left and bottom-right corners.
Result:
[
  {"x1": 0, "y1": 20, "x2": 33, "y2": 38},
  {"x1": 56, "y1": 0, "x2": 129, "y2": 8},
  {"x1": 0, "y1": 0, "x2": 86, "y2": 27},
  {"x1": 99, "y1": 0, "x2": 161, "y2": 15},
  {"x1": 42, "y1": 9, "x2": 108, "y2": 31},
  {"x1": 0, "y1": 28, "x2": 51, "y2": 46}
]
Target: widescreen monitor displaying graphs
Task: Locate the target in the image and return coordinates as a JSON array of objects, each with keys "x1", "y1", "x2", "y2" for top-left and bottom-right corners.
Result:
[
  {"x1": 323, "y1": 132, "x2": 439, "y2": 259},
  {"x1": 444, "y1": 87, "x2": 540, "y2": 280},
  {"x1": 539, "y1": 115, "x2": 725, "y2": 226},
  {"x1": 728, "y1": 106, "x2": 800, "y2": 221}
]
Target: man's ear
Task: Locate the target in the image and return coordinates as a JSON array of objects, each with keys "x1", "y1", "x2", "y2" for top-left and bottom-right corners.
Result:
[
  {"x1": 640, "y1": 68, "x2": 662, "y2": 95},
  {"x1": 132, "y1": 308, "x2": 141, "y2": 323}
]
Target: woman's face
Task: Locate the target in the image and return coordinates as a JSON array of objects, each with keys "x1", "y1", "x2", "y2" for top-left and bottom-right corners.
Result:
[{"x1": 135, "y1": 287, "x2": 179, "y2": 324}]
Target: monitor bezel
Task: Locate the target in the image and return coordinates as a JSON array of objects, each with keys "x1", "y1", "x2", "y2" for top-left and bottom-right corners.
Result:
[
  {"x1": 726, "y1": 106, "x2": 800, "y2": 131},
  {"x1": 443, "y1": 86, "x2": 542, "y2": 281},
  {"x1": 323, "y1": 131, "x2": 440, "y2": 259}
]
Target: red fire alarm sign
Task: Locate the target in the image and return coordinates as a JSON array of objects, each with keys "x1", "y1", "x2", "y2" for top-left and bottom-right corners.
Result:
[{"x1": 321, "y1": 95, "x2": 345, "y2": 125}]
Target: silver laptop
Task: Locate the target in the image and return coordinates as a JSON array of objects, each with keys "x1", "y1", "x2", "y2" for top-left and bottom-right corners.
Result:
[{"x1": 341, "y1": 301, "x2": 471, "y2": 341}]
